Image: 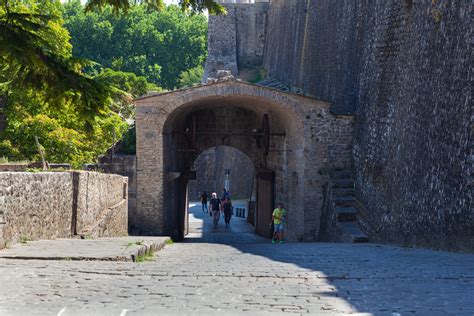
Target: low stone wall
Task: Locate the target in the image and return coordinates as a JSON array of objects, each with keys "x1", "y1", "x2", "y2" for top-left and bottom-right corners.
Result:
[
  {"x1": 95, "y1": 155, "x2": 137, "y2": 233},
  {"x1": 0, "y1": 171, "x2": 128, "y2": 249},
  {"x1": 0, "y1": 172, "x2": 73, "y2": 247},
  {"x1": 75, "y1": 172, "x2": 128, "y2": 238}
]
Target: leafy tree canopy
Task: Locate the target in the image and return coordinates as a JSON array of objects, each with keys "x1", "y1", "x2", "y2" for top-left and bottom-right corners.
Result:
[
  {"x1": 84, "y1": 0, "x2": 225, "y2": 15},
  {"x1": 0, "y1": 0, "x2": 217, "y2": 166},
  {"x1": 0, "y1": 0, "x2": 119, "y2": 119},
  {"x1": 177, "y1": 65, "x2": 203, "y2": 88},
  {"x1": 62, "y1": 1, "x2": 208, "y2": 89}
]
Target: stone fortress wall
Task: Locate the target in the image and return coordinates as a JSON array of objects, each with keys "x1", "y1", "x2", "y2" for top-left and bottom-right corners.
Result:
[
  {"x1": 204, "y1": 0, "x2": 269, "y2": 79},
  {"x1": 0, "y1": 171, "x2": 128, "y2": 249},
  {"x1": 188, "y1": 146, "x2": 254, "y2": 201},
  {"x1": 206, "y1": 0, "x2": 472, "y2": 251}
]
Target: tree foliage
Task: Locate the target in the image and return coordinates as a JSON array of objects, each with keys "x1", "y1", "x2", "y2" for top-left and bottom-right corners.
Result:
[
  {"x1": 0, "y1": 0, "x2": 215, "y2": 166},
  {"x1": 62, "y1": 1, "x2": 208, "y2": 89},
  {"x1": 0, "y1": 0, "x2": 119, "y2": 119},
  {"x1": 2, "y1": 87, "x2": 128, "y2": 167},
  {"x1": 84, "y1": 0, "x2": 225, "y2": 15},
  {"x1": 177, "y1": 65, "x2": 203, "y2": 88}
]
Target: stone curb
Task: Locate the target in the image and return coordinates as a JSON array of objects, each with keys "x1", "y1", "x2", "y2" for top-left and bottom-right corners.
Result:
[
  {"x1": 130, "y1": 238, "x2": 170, "y2": 262},
  {"x1": 0, "y1": 237, "x2": 171, "y2": 262}
]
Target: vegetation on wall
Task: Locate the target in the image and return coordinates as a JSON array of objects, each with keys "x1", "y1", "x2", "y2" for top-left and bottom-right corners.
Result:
[{"x1": 0, "y1": 0, "x2": 216, "y2": 166}]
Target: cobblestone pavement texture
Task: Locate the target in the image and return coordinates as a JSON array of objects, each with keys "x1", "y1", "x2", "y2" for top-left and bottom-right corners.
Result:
[{"x1": 0, "y1": 203, "x2": 473, "y2": 315}]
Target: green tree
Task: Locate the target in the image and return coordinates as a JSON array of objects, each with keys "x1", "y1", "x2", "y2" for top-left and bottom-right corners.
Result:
[
  {"x1": 62, "y1": 2, "x2": 208, "y2": 89},
  {"x1": 2, "y1": 87, "x2": 128, "y2": 167},
  {"x1": 84, "y1": 0, "x2": 225, "y2": 15},
  {"x1": 0, "y1": 0, "x2": 117, "y2": 119},
  {"x1": 95, "y1": 68, "x2": 160, "y2": 119},
  {"x1": 177, "y1": 65, "x2": 203, "y2": 88}
]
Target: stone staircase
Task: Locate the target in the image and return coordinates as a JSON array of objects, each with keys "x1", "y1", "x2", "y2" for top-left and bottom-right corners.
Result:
[{"x1": 331, "y1": 170, "x2": 368, "y2": 243}]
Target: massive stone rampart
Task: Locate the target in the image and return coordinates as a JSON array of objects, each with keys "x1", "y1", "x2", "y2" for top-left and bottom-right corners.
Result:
[
  {"x1": 0, "y1": 171, "x2": 128, "y2": 249},
  {"x1": 263, "y1": 0, "x2": 472, "y2": 251},
  {"x1": 204, "y1": 1, "x2": 269, "y2": 79}
]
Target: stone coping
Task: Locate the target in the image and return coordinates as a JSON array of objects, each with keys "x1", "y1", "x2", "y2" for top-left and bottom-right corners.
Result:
[{"x1": 0, "y1": 237, "x2": 170, "y2": 262}]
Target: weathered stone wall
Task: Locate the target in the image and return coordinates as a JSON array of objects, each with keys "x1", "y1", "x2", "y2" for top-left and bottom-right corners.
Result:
[
  {"x1": 204, "y1": 1, "x2": 269, "y2": 79},
  {"x1": 97, "y1": 155, "x2": 137, "y2": 233},
  {"x1": 188, "y1": 146, "x2": 254, "y2": 200},
  {"x1": 353, "y1": 0, "x2": 472, "y2": 251},
  {"x1": 0, "y1": 172, "x2": 73, "y2": 248},
  {"x1": 75, "y1": 172, "x2": 128, "y2": 238},
  {"x1": 263, "y1": 0, "x2": 472, "y2": 251},
  {"x1": 204, "y1": 5, "x2": 238, "y2": 79},
  {"x1": 264, "y1": 0, "x2": 361, "y2": 114},
  {"x1": 0, "y1": 171, "x2": 128, "y2": 249},
  {"x1": 235, "y1": 2, "x2": 268, "y2": 70}
]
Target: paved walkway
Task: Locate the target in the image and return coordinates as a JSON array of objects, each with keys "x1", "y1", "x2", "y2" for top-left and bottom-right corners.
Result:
[
  {"x1": 186, "y1": 201, "x2": 267, "y2": 243},
  {"x1": 0, "y1": 203, "x2": 473, "y2": 315}
]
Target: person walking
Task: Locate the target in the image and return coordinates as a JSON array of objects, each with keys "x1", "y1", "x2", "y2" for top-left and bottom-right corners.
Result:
[
  {"x1": 269, "y1": 203, "x2": 286, "y2": 244},
  {"x1": 200, "y1": 191, "x2": 208, "y2": 213},
  {"x1": 209, "y1": 192, "x2": 222, "y2": 228},
  {"x1": 221, "y1": 188, "x2": 230, "y2": 201},
  {"x1": 222, "y1": 197, "x2": 232, "y2": 227}
]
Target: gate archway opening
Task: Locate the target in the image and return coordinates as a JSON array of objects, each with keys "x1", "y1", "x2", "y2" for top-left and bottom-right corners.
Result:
[
  {"x1": 161, "y1": 96, "x2": 293, "y2": 241},
  {"x1": 186, "y1": 145, "x2": 257, "y2": 241},
  {"x1": 134, "y1": 80, "x2": 353, "y2": 242}
]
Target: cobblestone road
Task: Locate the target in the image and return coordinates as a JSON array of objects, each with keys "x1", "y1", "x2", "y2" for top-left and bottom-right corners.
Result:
[{"x1": 0, "y1": 203, "x2": 473, "y2": 315}]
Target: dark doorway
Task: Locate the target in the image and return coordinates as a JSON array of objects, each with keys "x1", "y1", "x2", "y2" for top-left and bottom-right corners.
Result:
[{"x1": 255, "y1": 168, "x2": 275, "y2": 238}]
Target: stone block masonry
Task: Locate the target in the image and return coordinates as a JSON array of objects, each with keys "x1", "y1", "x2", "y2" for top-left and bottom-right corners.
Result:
[
  {"x1": 204, "y1": 0, "x2": 269, "y2": 80},
  {"x1": 262, "y1": 0, "x2": 473, "y2": 251},
  {"x1": 0, "y1": 171, "x2": 128, "y2": 249}
]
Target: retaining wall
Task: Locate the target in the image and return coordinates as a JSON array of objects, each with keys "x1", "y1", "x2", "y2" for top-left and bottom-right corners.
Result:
[{"x1": 0, "y1": 171, "x2": 128, "y2": 249}]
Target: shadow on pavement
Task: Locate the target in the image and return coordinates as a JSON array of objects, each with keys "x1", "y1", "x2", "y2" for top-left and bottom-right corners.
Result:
[{"x1": 184, "y1": 201, "x2": 474, "y2": 315}]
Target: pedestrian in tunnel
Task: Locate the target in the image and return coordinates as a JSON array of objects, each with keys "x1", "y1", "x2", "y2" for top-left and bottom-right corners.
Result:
[
  {"x1": 221, "y1": 188, "x2": 230, "y2": 201},
  {"x1": 270, "y1": 203, "x2": 286, "y2": 244},
  {"x1": 222, "y1": 197, "x2": 233, "y2": 227},
  {"x1": 209, "y1": 192, "x2": 222, "y2": 228},
  {"x1": 200, "y1": 191, "x2": 208, "y2": 213}
]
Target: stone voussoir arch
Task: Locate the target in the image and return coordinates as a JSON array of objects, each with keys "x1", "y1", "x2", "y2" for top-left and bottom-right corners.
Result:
[{"x1": 134, "y1": 79, "x2": 354, "y2": 241}]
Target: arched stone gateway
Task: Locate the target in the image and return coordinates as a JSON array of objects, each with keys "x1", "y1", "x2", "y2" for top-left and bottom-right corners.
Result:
[{"x1": 134, "y1": 79, "x2": 354, "y2": 241}]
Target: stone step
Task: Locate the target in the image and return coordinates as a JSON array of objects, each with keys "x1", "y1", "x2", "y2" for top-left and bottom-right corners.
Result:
[
  {"x1": 332, "y1": 179, "x2": 354, "y2": 189},
  {"x1": 334, "y1": 195, "x2": 355, "y2": 207},
  {"x1": 338, "y1": 221, "x2": 369, "y2": 243},
  {"x1": 335, "y1": 206, "x2": 357, "y2": 222},
  {"x1": 333, "y1": 170, "x2": 353, "y2": 179},
  {"x1": 333, "y1": 188, "x2": 355, "y2": 196},
  {"x1": 0, "y1": 237, "x2": 170, "y2": 262}
]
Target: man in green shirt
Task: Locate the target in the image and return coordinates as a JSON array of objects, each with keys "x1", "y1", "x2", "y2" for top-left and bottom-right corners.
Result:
[{"x1": 270, "y1": 203, "x2": 286, "y2": 244}]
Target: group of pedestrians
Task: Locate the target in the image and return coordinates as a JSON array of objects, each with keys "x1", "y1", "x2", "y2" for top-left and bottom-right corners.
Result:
[
  {"x1": 200, "y1": 189, "x2": 233, "y2": 228},
  {"x1": 199, "y1": 189, "x2": 286, "y2": 243}
]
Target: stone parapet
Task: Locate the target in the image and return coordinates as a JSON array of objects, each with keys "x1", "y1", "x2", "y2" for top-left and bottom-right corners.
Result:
[{"x1": 0, "y1": 171, "x2": 128, "y2": 249}]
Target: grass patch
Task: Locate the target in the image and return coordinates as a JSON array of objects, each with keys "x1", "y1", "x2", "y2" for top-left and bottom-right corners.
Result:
[
  {"x1": 20, "y1": 236, "x2": 31, "y2": 244},
  {"x1": 136, "y1": 250, "x2": 155, "y2": 263},
  {"x1": 25, "y1": 168, "x2": 43, "y2": 173},
  {"x1": 125, "y1": 240, "x2": 144, "y2": 249},
  {"x1": 166, "y1": 238, "x2": 174, "y2": 245}
]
